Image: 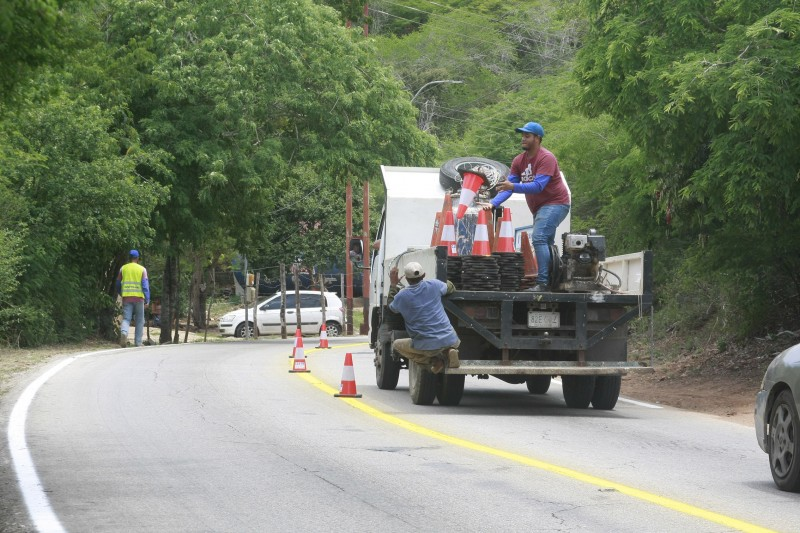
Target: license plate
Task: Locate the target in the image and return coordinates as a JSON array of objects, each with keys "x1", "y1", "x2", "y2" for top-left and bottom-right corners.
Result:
[{"x1": 528, "y1": 311, "x2": 560, "y2": 328}]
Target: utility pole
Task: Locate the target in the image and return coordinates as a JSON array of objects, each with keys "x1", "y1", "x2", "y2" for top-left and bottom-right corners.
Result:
[
  {"x1": 345, "y1": 180, "x2": 354, "y2": 335},
  {"x1": 361, "y1": 181, "x2": 370, "y2": 334}
]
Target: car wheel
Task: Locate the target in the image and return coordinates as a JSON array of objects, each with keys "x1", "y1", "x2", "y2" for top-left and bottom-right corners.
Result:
[
  {"x1": 408, "y1": 360, "x2": 437, "y2": 405},
  {"x1": 436, "y1": 374, "x2": 465, "y2": 406},
  {"x1": 235, "y1": 322, "x2": 254, "y2": 338},
  {"x1": 591, "y1": 375, "x2": 621, "y2": 410},
  {"x1": 769, "y1": 390, "x2": 800, "y2": 492},
  {"x1": 561, "y1": 375, "x2": 596, "y2": 409},
  {"x1": 439, "y1": 157, "x2": 510, "y2": 195},
  {"x1": 375, "y1": 340, "x2": 400, "y2": 390},
  {"x1": 526, "y1": 375, "x2": 551, "y2": 394},
  {"x1": 325, "y1": 321, "x2": 342, "y2": 337}
]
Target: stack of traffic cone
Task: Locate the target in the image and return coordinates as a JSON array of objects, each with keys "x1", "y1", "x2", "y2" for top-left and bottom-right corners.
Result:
[
  {"x1": 439, "y1": 207, "x2": 458, "y2": 256},
  {"x1": 334, "y1": 353, "x2": 362, "y2": 398},
  {"x1": 471, "y1": 208, "x2": 492, "y2": 256},
  {"x1": 289, "y1": 337, "x2": 310, "y2": 373},
  {"x1": 317, "y1": 324, "x2": 330, "y2": 349},
  {"x1": 290, "y1": 327, "x2": 302, "y2": 358},
  {"x1": 456, "y1": 171, "x2": 486, "y2": 219},
  {"x1": 494, "y1": 208, "x2": 515, "y2": 253}
]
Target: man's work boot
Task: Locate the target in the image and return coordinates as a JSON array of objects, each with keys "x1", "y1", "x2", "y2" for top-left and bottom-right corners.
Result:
[
  {"x1": 448, "y1": 348, "x2": 460, "y2": 369},
  {"x1": 430, "y1": 357, "x2": 445, "y2": 374},
  {"x1": 119, "y1": 333, "x2": 128, "y2": 348}
]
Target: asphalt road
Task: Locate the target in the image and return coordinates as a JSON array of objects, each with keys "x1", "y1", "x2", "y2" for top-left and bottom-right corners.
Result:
[{"x1": 1, "y1": 339, "x2": 797, "y2": 532}]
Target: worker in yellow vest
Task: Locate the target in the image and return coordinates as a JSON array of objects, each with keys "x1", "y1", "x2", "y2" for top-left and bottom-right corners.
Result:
[{"x1": 116, "y1": 250, "x2": 150, "y2": 347}]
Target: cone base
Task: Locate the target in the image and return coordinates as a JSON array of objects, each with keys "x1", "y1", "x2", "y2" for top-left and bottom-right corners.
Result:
[
  {"x1": 289, "y1": 369, "x2": 311, "y2": 373},
  {"x1": 334, "y1": 393, "x2": 362, "y2": 398},
  {"x1": 316, "y1": 346, "x2": 331, "y2": 349}
]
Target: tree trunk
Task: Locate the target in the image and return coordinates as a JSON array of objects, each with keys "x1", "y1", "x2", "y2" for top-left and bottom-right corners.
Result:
[
  {"x1": 190, "y1": 253, "x2": 205, "y2": 328},
  {"x1": 159, "y1": 255, "x2": 173, "y2": 344},
  {"x1": 172, "y1": 255, "x2": 180, "y2": 344}
]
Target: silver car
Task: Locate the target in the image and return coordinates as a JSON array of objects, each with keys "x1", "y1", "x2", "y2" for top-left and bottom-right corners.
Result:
[
  {"x1": 755, "y1": 342, "x2": 800, "y2": 492},
  {"x1": 219, "y1": 291, "x2": 344, "y2": 338}
]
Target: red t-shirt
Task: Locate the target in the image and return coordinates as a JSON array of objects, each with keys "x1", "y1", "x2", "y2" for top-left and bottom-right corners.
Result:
[{"x1": 510, "y1": 147, "x2": 570, "y2": 213}]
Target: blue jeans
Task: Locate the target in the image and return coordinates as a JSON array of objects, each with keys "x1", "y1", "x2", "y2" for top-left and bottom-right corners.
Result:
[
  {"x1": 122, "y1": 300, "x2": 146, "y2": 347},
  {"x1": 532, "y1": 204, "x2": 570, "y2": 286}
]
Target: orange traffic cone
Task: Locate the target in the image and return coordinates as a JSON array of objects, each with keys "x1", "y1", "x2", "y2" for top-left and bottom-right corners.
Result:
[
  {"x1": 334, "y1": 353, "x2": 362, "y2": 398},
  {"x1": 471, "y1": 209, "x2": 491, "y2": 256},
  {"x1": 290, "y1": 327, "x2": 302, "y2": 358},
  {"x1": 520, "y1": 231, "x2": 538, "y2": 277},
  {"x1": 439, "y1": 207, "x2": 458, "y2": 256},
  {"x1": 494, "y1": 208, "x2": 515, "y2": 253},
  {"x1": 317, "y1": 324, "x2": 330, "y2": 349},
  {"x1": 289, "y1": 337, "x2": 310, "y2": 373},
  {"x1": 456, "y1": 171, "x2": 486, "y2": 219}
]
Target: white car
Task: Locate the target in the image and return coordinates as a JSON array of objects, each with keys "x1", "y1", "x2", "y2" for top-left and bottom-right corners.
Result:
[
  {"x1": 755, "y1": 342, "x2": 800, "y2": 492},
  {"x1": 219, "y1": 291, "x2": 344, "y2": 338}
]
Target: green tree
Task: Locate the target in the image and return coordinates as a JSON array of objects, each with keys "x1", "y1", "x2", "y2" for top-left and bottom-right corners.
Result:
[
  {"x1": 574, "y1": 0, "x2": 800, "y2": 334},
  {"x1": 103, "y1": 0, "x2": 436, "y2": 341}
]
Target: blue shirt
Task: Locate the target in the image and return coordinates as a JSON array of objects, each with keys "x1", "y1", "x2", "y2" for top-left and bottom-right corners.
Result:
[{"x1": 388, "y1": 279, "x2": 458, "y2": 350}]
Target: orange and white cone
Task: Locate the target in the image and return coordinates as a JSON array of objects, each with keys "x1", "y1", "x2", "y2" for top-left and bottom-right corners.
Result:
[
  {"x1": 290, "y1": 327, "x2": 302, "y2": 358},
  {"x1": 317, "y1": 324, "x2": 330, "y2": 349},
  {"x1": 471, "y1": 209, "x2": 492, "y2": 256},
  {"x1": 439, "y1": 208, "x2": 458, "y2": 256},
  {"x1": 289, "y1": 337, "x2": 310, "y2": 373},
  {"x1": 520, "y1": 231, "x2": 538, "y2": 277},
  {"x1": 494, "y1": 208, "x2": 515, "y2": 253},
  {"x1": 334, "y1": 353, "x2": 362, "y2": 398},
  {"x1": 456, "y1": 172, "x2": 486, "y2": 219}
]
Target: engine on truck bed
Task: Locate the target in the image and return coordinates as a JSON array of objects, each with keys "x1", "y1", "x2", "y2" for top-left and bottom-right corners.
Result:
[{"x1": 557, "y1": 230, "x2": 609, "y2": 293}]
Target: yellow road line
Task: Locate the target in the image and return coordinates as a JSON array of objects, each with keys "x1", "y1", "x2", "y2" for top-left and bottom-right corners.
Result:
[{"x1": 296, "y1": 344, "x2": 774, "y2": 533}]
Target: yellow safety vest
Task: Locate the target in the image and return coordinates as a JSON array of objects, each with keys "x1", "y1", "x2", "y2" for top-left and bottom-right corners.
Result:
[{"x1": 120, "y1": 263, "x2": 146, "y2": 299}]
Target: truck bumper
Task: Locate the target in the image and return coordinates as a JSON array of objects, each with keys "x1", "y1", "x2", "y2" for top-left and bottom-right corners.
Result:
[{"x1": 442, "y1": 360, "x2": 654, "y2": 376}]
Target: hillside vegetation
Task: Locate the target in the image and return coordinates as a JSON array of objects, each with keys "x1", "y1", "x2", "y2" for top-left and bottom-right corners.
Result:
[{"x1": 1, "y1": 0, "x2": 798, "y2": 359}]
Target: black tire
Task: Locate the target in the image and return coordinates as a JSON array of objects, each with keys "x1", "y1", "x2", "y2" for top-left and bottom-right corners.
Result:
[
  {"x1": 375, "y1": 340, "x2": 400, "y2": 390},
  {"x1": 325, "y1": 321, "x2": 342, "y2": 337},
  {"x1": 526, "y1": 375, "x2": 552, "y2": 394},
  {"x1": 548, "y1": 243, "x2": 562, "y2": 289},
  {"x1": 561, "y1": 375, "x2": 596, "y2": 409},
  {"x1": 769, "y1": 390, "x2": 800, "y2": 492},
  {"x1": 439, "y1": 157, "x2": 510, "y2": 195},
  {"x1": 235, "y1": 322, "x2": 255, "y2": 338},
  {"x1": 408, "y1": 360, "x2": 437, "y2": 405},
  {"x1": 436, "y1": 374, "x2": 466, "y2": 406},
  {"x1": 591, "y1": 375, "x2": 622, "y2": 410}
]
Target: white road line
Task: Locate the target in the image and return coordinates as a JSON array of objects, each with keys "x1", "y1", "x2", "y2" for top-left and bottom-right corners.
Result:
[{"x1": 7, "y1": 350, "x2": 115, "y2": 533}]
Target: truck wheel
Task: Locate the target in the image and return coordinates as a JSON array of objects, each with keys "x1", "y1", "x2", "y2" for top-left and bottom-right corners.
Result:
[
  {"x1": 375, "y1": 341, "x2": 400, "y2": 390},
  {"x1": 439, "y1": 157, "x2": 509, "y2": 194},
  {"x1": 526, "y1": 375, "x2": 551, "y2": 394},
  {"x1": 561, "y1": 375, "x2": 596, "y2": 409},
  {"x1": 591, "y1": 375, "x2": 622, "y2": 410},
  {"x1": 409, "y1": 360, "x2": 437, "y2": 405},
  {"x1": 769, "y1": 390, "x2": 800, "y2": 492},
  {"x1": 436, "y1": 374, "x2": 465, "y2": 406}
]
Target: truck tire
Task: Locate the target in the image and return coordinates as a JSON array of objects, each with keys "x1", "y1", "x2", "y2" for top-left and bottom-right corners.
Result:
[
  {"x1": 561, "y1": 375, "x2": 596, "y2": 409},
  {"x1": 526, "y1": 375, "x2": 551, "y2": 394},
  {"x1": 375, "y1": 340, "x2": 400, "y2": 390},
  {"x1": 591, "y1": 375, "x2": 622, "y2": 410},
  {"x1": 409, "y1": 360, "x2": 437, "y2": 405},
  {"x1": 439, "y1": 157, "x2": 509, "y2": 194},
  {"x1": 436, "y1": 374, "x2": 466, "y2": 406}
]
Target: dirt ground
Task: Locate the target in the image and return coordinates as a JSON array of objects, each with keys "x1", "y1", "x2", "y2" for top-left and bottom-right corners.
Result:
[{"x1": 620, "y1": 333, "x2": 799, "y2": 426}]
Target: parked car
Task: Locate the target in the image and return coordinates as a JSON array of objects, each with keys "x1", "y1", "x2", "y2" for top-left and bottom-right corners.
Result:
[
  {"x1": 755, "y1": 342, "x2": 800, "y2": 492},
  {"x1": 219, "y1": 291, "x2": 344, "y2": 338}
]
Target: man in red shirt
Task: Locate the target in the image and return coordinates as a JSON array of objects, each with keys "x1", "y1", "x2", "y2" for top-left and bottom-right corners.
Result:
[{"x1": 480, "y1": 121, "x2": 571, "y2": 292}]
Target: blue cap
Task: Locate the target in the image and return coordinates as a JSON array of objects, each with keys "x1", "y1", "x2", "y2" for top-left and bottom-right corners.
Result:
[
  {"x1": 129, "y1": 249, "x2": 140, "y2": 258},
  {"x1": 515, "y1": 121, "x2": 544, "y2": 137}
]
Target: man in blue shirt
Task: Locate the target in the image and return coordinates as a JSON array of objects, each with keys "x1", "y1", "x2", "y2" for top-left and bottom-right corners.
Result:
[{"x1": 388, "y1": 262, "x2": 460, "y2": 373}]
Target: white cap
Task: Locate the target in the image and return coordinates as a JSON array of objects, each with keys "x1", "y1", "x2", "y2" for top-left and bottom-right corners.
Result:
[{"x1": 404, "y1": 262, "x2": 425, "y2": 280}]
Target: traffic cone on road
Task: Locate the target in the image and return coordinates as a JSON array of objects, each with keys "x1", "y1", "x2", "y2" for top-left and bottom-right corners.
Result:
[
  {"x1": 494, "y1": 208, "x2": 515, "y2": 253},
  {"x1": 334, "y1": 353, "x2": 362, "y2": 398},
  {"x1": 520, "y1": 231, "x2": 538, "y2": 277},
  {"x1": 456, "y1": 171, "x2": 486, "y2": 219},
  {"x1": 471, "y1": 209, "x2": 492, "y2": 256},
  {"x1": 317, "y1": 324, "x2": 330, "y2": 349},
  {"x1": 289, "y1": 337, "x2": 310, "y2": 373},
  {"x1": 439, "y1": 207, "x2": 458, "y2": 256},
  {"x1": 290, "y1": 327, "x2": 302, "y2": 358}
]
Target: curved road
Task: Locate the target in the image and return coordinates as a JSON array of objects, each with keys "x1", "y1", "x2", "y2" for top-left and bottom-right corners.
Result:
[{"x1": 2, "y1": 340, "x2": 796, "y2": 532}]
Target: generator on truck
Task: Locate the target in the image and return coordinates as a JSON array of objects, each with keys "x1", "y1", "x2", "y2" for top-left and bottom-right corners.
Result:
[{"x1": 365, "y1": 161, "x2": 654, "y2": 409}]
